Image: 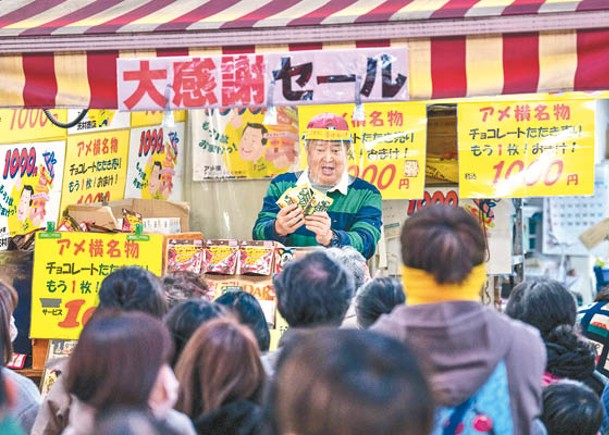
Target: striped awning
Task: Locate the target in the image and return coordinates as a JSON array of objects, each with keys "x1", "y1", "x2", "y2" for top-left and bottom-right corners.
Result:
[{"x1": 1, "y1": 0, "x2": 609, "y2": 109}]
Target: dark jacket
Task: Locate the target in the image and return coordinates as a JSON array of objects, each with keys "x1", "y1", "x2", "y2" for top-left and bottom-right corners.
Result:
[{"x1": 194, "y1": 400, "x2": 263, "y2": 435}]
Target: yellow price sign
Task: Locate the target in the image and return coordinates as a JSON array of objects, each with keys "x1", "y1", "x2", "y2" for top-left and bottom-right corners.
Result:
[
  {"x1": 31, "y1": 232, "x2": 164, "y2": 339},
  {"x1": 0, "y1": 109, "x2": 67, "y2": 144},
  {"x1": 458, "y1": 99, "x2": 595, "y2": 198},
  {"x1": 298, "y1": 102, "x2": 427, "y2": 200}
]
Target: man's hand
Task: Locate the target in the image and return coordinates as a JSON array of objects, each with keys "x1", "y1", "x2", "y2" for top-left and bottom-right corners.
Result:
[
  {"x1": 275, "y1": 203, "x2": 305, "y2": 237},
  {"x1": 305, "y1": 212, "x2": 333, "y2": 246}
]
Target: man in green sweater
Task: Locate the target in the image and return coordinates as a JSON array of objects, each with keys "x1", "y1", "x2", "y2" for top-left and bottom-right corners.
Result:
[{"x1": 253, "y1": 112, "x2": 382, "y2": 259}]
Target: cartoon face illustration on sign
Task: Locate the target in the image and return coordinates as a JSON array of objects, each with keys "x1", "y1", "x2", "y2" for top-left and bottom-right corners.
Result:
[
  {"x1": 238, "y1": 123, "x2": 267, "y2": 162},
  {"x1": 17, "y1": 185, "x2": 33, "y2": 223},
  {"x1": 148, "y1": 161, "x2": 162, "y2": 196}
]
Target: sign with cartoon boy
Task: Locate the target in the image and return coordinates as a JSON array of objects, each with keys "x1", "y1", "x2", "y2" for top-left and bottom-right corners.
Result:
[
  {"x1": 191, "y1": 107, "x2": 303, "y2": 180},
  {"x1": 125, "y1": 122, "x2": 185, "y2": 201},
  {"x1": 0, "y1": 140, "x2": 66, "y2": 248}
]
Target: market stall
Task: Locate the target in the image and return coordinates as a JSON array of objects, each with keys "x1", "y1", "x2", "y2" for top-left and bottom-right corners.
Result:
[{"x1": 1, "y1": 0, "x2": 609, "y2": 382}]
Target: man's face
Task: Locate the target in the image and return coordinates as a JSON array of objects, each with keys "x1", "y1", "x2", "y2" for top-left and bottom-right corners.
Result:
[
  {"x1": 306, "y1": 140, "x2": 347, "y2": 187},
  {"x1": 239, "y1": 126, "x2": 265, "y2": 162},
  {"x1": 149, "y1": 164, "x2": 161, "y2": 194},
  {"x1": 17, "y1": 189, "x2": 31, "y2": 222}
]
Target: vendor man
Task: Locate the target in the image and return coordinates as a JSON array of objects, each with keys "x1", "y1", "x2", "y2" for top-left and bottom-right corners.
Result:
[{"x1": 253, "y1": 112, "x2": 382, "y2": 259}]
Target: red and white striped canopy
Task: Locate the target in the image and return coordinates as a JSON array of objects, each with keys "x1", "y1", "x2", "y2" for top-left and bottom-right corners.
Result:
[{"x1": 1, "y1": 0, "x2": 609, "y2": 109}]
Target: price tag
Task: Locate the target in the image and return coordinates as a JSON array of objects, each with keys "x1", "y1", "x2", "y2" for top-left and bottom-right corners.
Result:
[
  {"x1": 458, "y1": 99, "x2": 595, "y2": 198},
  {"x1": 0, "y1": 109, "x2": 67, "y2": 144}
]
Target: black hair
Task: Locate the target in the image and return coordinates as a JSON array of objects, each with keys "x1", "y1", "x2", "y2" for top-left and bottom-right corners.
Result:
[
  {"x1": 273, "y1": 251, "x2": 354, "y2": 328},
  {"x1": 505, "y1": 279, "x2": 576, "y2": 338},
  {"x1": 243, "y1": 123, "x2": 268, "y2": 145},
  {"x1": 273, "y1": 328, "x2": 434, "y2": 435},
  {"x1": 98, "y1": 266, "x2": 168, "y2": 319},
  {"x1": 541, "y1": 380, "x2": 602, "y2": 435},
  {"x1": 356, "y1": 277, "x2": 405, "y2": 328},
  {"x1": 163, "y1": 299, "x2": 227, "y2": 367},
  {"x1": 215, "y1": 290, "x2": 271, "y2": 352}
]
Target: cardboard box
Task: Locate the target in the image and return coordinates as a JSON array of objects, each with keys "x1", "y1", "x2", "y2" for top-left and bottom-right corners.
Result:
[{"x1": 66, "y1": 199, "x2": 190, "y2": 233}]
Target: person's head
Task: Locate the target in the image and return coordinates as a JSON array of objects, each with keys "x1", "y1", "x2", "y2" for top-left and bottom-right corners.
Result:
[
  {"x1": 273, "y1": 328, "x2": 434, "y2": 435},
  {"x1": 162, "y1": 271, "x2": 211, "y2": 309},
  {"x1": 148, "y1": 161, "x2": 162, "y2": 194},
  {"x1": 541, "y1": 380, "x2": 602, "y2": 435},
  {"x1": 401, "y1": 205, "x2": 487, "y2": 305},
  {"x1": 17, "y1": 185, "x2": 34, "y2": 222},
  {"x1": 356, "y1": 277, "x2": 405, "y2": 329},
  {"x1": 326, "y1": 246, "x2": 370, "y2": 291},
  {"x1": 98, "y1": 266, "x2": 167, "y2": 319},
  {"x1": 175, "y1": 317, "x2": 265, "y2": 418},
  {"x1": 95, "y1": 407, "x2": 182, "y2": 435},
  {"x1": 0, "y1": 281, "x2": 17, "y2": 365},
  {"x1": 215, "y1": 290, "x2": 270, "y2": 352},
  {"x1": 402, "y1": 205, "x2": 486, "y2": 284},
  {"x1": 163, "y1": 299, "x2": 227, "y2": 367},
  {"x1": 304, "y1": 113, "x2": 350, "y2": 187},
  {"x1": 505, "y1": 279, "x2": 576, "y2": 337},
  {"x1": 239, "y1": 123, "x2": 268, "y2": 162},
  {"x1": 66, "y1": 310, "x2": 174, "y2": 411},
  {"x1": 273, "y1": 251, "x2": 354, "y2": 328}
]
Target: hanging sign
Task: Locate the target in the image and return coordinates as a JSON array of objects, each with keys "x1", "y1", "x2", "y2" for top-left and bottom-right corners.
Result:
[
  {"x1": 117, "y1": 47, "x2": 408, "y2": 111},
  {"x1": 0, "y1": 109, "x2": 67, "y2": 144},
  {"x1": 31, "y1": 232, "x2": 163, "y2": 339},
  {"x1": 458, "y1": 99, "x2": 595, "y2": 198}
]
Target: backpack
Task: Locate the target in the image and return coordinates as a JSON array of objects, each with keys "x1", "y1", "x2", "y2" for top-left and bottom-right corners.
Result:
[{"x1": 433, "y1": 361, "x2": 514, "y2": 435}]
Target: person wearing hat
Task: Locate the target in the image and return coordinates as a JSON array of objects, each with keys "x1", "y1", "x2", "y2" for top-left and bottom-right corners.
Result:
[{"x1": 252, "y1": 112, "x2": 382, "y2": 259}]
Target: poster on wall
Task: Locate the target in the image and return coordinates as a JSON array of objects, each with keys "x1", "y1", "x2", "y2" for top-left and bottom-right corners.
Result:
[
  {"x1": 0, "y1": 141, "x2": 66, "y2": 248},
  {"x1": 0, "y1": 109, "x2": 67, "y2": 144},
  {"x1": 67, "y1": 109, "x2": 130, "y2": 135},
  {"x1": 298, "y1": 102, "x2": 427, "y2": 200},
  {"x1": 124, "y1": 122, "x2": 185, "y2": 201},
  {"x1": 191, "y1": 107, "x2": 302, "y2": 180},
  {"x1": 458, "y1": 99, "x2": 595, "y2": 198},
  {"x1": 60, "y1": 129, "x2": 130, "y2": 213},
  {"x1": 31, "y1": 232, "x2": 163, "y2": 339}
]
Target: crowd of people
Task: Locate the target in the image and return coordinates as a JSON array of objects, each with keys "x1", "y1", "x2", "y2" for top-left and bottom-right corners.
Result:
[{"x1": 0, "y1": 204, "x2": 607, "y2": 434}]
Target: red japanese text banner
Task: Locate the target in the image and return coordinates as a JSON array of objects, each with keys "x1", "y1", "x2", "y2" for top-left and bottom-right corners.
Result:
[
  {"x1": 117, "y1": 47, "x2": 408, "y2": 111},
  {"x1": 31, "y1": 232, "x2": 164, "y2": 339}
]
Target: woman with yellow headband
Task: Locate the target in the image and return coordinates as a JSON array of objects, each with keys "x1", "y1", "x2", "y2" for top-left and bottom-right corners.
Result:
[{"x1": 372, "y1": 204, "x2": 546, "y2": 435}]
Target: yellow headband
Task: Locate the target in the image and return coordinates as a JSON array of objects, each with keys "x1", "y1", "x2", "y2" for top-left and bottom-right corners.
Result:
[
  {"x1": 304, "y1": 128, "x2": 351, "y2": 141},
  {"x1": 402, "y1": 263, "x2": 487, "y2": 306}
]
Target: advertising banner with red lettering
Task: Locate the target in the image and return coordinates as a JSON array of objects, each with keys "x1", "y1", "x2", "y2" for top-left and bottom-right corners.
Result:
[
  {"x1": 298, "y1": 102, "x2": 427, "y2": 200},
  {"x1": 117, "y1": 47, "x2": 408, "y2": 111},
  {"x1": 191, "y1": 107, "x2": 302, "y2": 180},
  {"x1": 125, "y1": 122, "x2": 185, "y2": 200},
  {"x1": 60, "y1": 130, "x2": 130, "y2": 213},
  {"x1": 31, "y1": 232, "x2": 163, "y2": 339},
  {"x1": 0, "y1": 109, "x2": 67, "y2": 144},
  {"x1": 0, "y1": 141, "x2": 66, "y2": 246},
  {"x1": 458, "y1": 99, "x2": 595, "y2": 198}
]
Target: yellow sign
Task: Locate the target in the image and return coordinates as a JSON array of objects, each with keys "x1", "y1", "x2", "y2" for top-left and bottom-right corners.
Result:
[
  {"x1": 60, "y1": 129, "x2": 130, "y2": 213},
  {"x1": 0, "y1": 109, "x2": 67, "y2": 144},
  {"x1": 31, "y1": 232, "x2": 164, "y2": 339},
  {"x1": 298, "y1": 102, "x2": 427, "y2": 200},
  {"x1": 131, "y1": 110, "x2": 186, "y2": 127},
  {"x1": 458, "y1": 99, "x2": 595, "y2": 198}
]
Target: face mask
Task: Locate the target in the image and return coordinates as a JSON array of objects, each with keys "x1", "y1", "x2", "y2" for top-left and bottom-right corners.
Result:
[{"x1": 9, "y1": 316, "x2": 17, "y2": 343}]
